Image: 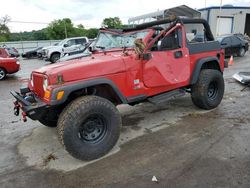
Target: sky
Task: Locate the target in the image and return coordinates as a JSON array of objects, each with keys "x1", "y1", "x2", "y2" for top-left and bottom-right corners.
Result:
[{"x1": 1, "y1": 0, "x2": 250, "y2": 32}]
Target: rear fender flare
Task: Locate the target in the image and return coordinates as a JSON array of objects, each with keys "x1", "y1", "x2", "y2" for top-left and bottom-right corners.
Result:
[{"x1": 190, "y1": 57, "x2": 221, "y2": 85}]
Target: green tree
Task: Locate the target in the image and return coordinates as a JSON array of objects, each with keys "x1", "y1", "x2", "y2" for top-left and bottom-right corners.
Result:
[
  {"x1": 32, "y1": 29, "x2": 48, "y2": 40},
  {"x1": 7, "y1": 18, "x2": 99, "y2": 41},
  {"x1": 85, "y1": 28, "x2": 99, "y2": 39},
  {"x1": 46, "y1": 18, "x2": 75, "y2": 40},
  {"x1": 0, "y1": 15, "x2": 11, "y2": 42},
  {"x1": 9, "y1": 29, "x2": 48, "y2": 41},
  {"x1": 102, "y1": 17, "x2": 123, "y2": 29},
  {"x1": 46, "y1": 18, "x2": 99, "y2": 39},
  {"x1": 73, "y1": 24, "x2": 87, "y2": 37}
]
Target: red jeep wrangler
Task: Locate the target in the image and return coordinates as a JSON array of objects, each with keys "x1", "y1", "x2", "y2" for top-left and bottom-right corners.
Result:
[{"x1": 11, "y1": 17, "x2": 227, "y2": 160}]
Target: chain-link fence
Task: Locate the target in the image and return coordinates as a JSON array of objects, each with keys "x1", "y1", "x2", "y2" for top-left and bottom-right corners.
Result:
[{"x1": 0, "y1": 40, "x2": 61, "y2": 53}]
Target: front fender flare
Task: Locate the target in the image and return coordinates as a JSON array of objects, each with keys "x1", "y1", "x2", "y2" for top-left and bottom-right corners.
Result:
[{"x1": 50, "y1": 78, "x2": 127, "y2": 105}]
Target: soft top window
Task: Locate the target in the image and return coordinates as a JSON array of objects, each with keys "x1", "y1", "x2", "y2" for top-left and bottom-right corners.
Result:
[{"x1": 184, "y1": 23, "x2": 207, "y2": 43}]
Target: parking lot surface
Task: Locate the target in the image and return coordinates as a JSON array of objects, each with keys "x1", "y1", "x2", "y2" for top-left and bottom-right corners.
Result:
[{"x1": 0, "y1": 55, "x2": 250, "y2": 187}]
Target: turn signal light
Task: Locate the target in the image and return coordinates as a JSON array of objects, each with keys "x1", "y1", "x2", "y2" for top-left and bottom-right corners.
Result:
[
  {"x1": 44, "y1": 90, "x2": 51, "y2": 99},
  {"x1": 56, "y1": 91, "x2": 65, "y2": 100}
]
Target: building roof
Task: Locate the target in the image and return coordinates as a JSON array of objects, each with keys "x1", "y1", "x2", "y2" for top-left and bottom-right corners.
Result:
[
  {"x1": 128, "y1": 5, "x2": 201, "y2": 23},
  {"x1": 199, "y1": 6, "x2": 250, "y2": 11}
]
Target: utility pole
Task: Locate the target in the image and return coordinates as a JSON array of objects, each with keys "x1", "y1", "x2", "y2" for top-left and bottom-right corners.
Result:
[
  {"x1": 63, "y1": 20, "x2": 67, "y2": 38},
  {"x1": 216, "y1": 0, "x2": 223, "y2": 36}
]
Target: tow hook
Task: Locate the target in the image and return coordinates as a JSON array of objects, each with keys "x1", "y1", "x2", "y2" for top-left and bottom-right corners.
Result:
[
  {"x1": 22, "y1": 112, "x2": 27, "y2": 122},
  {"x1": 14, "y1": 101, "x2": 20, "y2": 116},
  {"x1": 14, "y1": 101, "x2": 27, "y2": 122}
]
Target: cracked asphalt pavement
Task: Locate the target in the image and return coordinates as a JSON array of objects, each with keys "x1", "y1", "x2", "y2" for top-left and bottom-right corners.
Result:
[{"x1": 0, "y1": 54, "x2": 250, "y2": 188}]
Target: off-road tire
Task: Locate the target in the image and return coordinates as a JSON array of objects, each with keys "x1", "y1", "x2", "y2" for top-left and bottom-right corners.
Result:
[
  {"x1": 238, "y1": 47, "x2": 246, "y2": 57},
  {"x1": 57, "y1": 95, "x2": 121, "y2": 161},
  {"x1": 191, "y1": 69, "x2": 224, "y2": 110},
  {"x1": 0, "y1": 68, "x2": 6, "y2": 80},
  {"x1": 39, "y1": 118, "x2": 57, "y2": 127},
  {"x1": 50, "y1": 53, "x2": 60, "y2": 63}
]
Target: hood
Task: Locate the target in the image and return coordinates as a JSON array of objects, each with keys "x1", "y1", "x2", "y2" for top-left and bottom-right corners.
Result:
[
  {"x1": 34, "y1": 53, "x2": 126, "y2": 83},
  {"x1": 42, "y1": 46, "x2": 55, "y2": 50},
  {"x1": 58, "y1": 52, "x2": 91, "y2": 63}
]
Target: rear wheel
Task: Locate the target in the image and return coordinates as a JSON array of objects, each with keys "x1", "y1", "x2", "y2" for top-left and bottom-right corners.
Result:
[
  {"x1": 57, "y1": 96, "x2": 121, "y2": 161},
  {"x1": 191, "y1": 69, "x2": 224, "y2": 110},
  {"x1": 0, "y1": 68, "x2": 6, "y2": 80}
]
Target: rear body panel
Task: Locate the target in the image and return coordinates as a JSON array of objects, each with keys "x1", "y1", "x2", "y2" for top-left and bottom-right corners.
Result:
[{"x1": 0, "y1": 58, "x2": 20, "y2": 74}]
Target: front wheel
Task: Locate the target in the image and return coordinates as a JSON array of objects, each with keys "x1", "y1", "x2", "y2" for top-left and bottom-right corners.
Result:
[
  {"x1": 50, "y1": 53, "x2": 60, "y2": 63},
  {"x1": 57, "y1": 96, "x2": 121, "y2": 161},
  {"x1": 0, "y1": 68, "x2": 6, "y2": 80},
  {"x1": 191, "y1": 69, "x2": 224, "y2": 110}
]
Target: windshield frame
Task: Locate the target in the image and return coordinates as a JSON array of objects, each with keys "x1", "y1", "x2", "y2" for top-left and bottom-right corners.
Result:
[{"x1": 94, "y1": 29, "x2": 152, "y2": 51}]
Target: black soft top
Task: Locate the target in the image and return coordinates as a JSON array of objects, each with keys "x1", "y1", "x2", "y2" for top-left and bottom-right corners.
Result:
[{"x1": 100, "y1": 17, "x2": 214, "y2": 41}]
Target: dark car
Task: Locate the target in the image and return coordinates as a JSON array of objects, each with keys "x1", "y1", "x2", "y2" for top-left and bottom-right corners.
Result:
[
  {"x1": 234, "y1": 33, "x2": 250, "y2": 43},
  {"x1": 22, "y1": 47, "x2": 43, "y2": 59},
  {"x1": 217, "y1": 35, "x2": 249, "y2": 57},
  {"x1": 5, "y1": 47, "x2": 20, "y2": 58}
]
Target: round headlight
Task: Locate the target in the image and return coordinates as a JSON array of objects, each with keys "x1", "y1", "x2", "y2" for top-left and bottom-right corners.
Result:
[{"x1": 43, "y1": 78, "x2": 48, "y2": 91}]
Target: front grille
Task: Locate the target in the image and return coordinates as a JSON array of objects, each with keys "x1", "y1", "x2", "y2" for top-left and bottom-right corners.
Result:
[
  {"x1": 32, "y1": 73, "x2": 44, "y2": 98},
  {"x1": 41, "y1": 49, "x2": 46, "y2": 57}
]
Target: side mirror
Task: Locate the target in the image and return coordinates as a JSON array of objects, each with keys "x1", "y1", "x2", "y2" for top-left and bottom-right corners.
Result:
[
  {"x1": 89, "y1": 46, "x2": 93, "y2": 52},
  {"x1": 221, "y1": 42, "x2": 228, "y2": 46},
  {"x1": 63, "y1": 43, "x2": 69, "y2": 48}
]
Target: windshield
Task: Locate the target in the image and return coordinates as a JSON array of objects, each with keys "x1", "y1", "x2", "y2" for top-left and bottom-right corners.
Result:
[
  {"x1": 94, "y1": 31, "x2": 149, "y2": 50},
  {"x1": 58, "y1": 39, "x2": 67, "y2": 46}
]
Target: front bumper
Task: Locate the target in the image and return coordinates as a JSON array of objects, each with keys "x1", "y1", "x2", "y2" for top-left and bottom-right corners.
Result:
[{"x1": 11, "y1": 90, "x2": 48, "y2": 121}]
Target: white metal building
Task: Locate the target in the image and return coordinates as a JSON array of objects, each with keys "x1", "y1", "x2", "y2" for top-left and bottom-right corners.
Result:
[
  {"x1": 128, "y1": 5, "x2": 201, "y2": 25},
  {"x1": 199, "y1": 5, "x2": 250, "y2": 36}
]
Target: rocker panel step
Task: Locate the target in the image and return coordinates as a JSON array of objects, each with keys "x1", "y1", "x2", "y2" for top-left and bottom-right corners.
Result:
[{"x1": 148, "y1": 89, "x2": 185, "y2": 104}]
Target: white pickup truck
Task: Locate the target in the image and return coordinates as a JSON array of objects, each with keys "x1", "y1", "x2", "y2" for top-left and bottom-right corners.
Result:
[{"x1": 44, "y1": 37, "x2": 88, "y2": 63}]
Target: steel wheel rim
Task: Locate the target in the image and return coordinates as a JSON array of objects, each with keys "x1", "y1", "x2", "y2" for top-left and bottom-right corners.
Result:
[
  {"x1": 78, "y1": 114, "x2": 107, "y2": 144},
  {"x1": 207, "y1": 81, "x2": 218, "y2": 100},
  {"x1": 0, "y1": 69, "x2": 5, "y2": 79}
]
